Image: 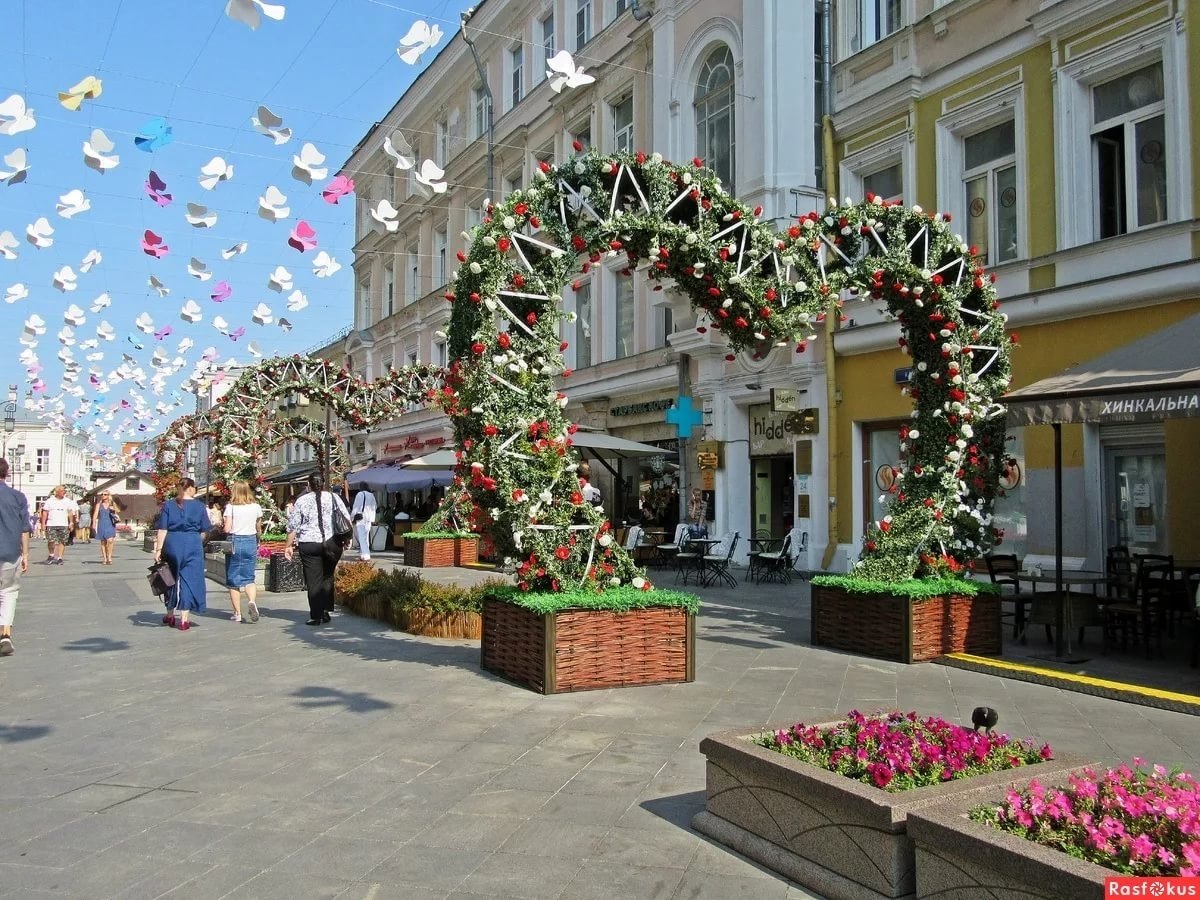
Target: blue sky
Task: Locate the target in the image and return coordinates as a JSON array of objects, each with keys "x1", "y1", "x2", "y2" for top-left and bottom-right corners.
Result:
[{"x1": 0, "y1": 0, "x2": 463, "y2": 447}]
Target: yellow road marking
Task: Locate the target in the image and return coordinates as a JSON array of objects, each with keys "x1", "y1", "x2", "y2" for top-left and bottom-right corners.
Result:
[{"x1": 944, "y1": 653, "x2": 1200, "y2": 704}]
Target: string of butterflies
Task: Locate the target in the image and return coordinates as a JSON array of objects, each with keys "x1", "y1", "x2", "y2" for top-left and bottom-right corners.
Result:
[{"x1": 0, "y1": 0, "x2": 595, "y2": 446}]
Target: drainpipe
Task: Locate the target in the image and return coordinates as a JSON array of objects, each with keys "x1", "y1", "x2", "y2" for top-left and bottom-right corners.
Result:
[
  {"x1": 460, "y1": 9, "x2": 495, "y2": 201},
  {"x1": 819, "y1": 0, "x2": 842, "y2": 572}
]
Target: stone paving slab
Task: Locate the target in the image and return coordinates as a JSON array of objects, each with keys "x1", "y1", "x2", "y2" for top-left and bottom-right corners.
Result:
[{"x1": 1, "y1": 548, "x2": 1198, "y2": 898}]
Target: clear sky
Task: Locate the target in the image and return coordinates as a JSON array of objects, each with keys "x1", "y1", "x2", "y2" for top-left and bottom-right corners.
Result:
[{"x1": 0, "y1": 0, "x2": 464, "y2": 450}]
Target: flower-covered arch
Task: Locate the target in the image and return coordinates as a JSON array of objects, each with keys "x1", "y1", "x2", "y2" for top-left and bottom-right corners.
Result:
[
  {"x1": 444, "y1": 149, "x2": 1013, "y2": 591},
  {"x1": 152, "y1": 408, "x2": 221, "y2": 502}
]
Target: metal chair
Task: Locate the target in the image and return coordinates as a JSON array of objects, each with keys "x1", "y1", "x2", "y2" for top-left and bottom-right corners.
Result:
[
  {"x1": 702, "y1": 532, "x2": 740, "y2": 588},
  {"x1": 654, "y1": 523, "x2": 689, "y2": 569},
  {"x1": 673, "y1": 531, "x2": 700, "y2": 585},
  {"x1": 753, "y1": 532, "x2": 793, "y2": 584},
  {"x1": 985, "y1": 553, "x2": 1035, "y2": 642}
]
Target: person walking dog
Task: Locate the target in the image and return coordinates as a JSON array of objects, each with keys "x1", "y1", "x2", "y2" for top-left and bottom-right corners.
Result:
[
  {"x1": 285, "y1": 474, "x2": 351, "y2": 626},
  {"x1": 223, "y1": 481, "x2": 262, "y2": 623},
  {"x1": 0, "y1": 459, "x2": 31, "y2": 657}
]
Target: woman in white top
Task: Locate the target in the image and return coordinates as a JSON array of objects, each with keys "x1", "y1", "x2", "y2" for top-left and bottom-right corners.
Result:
[
  {"x1": 284, "y1": 473, "x2": 351, "y2": 626},
  {"x1": 222, "y1": 481, "x2": 263, "y2": 623}
]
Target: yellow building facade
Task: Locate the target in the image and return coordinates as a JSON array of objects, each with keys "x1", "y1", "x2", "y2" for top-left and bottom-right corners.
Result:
[{"x1": 827, "y1": 0, "x2": 1200, "y2": 569}]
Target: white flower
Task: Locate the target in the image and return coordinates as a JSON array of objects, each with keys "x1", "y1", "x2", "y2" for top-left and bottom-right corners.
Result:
[
  {"x1": 490, "y1": 507, "x2": 501, "y2": 519},
  {"x1": 632, "y1": 576, "x2": 646, "y2": 589},
  {"x1": 961, "y1": 424, "x2": 974, "y2": 438},
  {"x1": 908, "y1": 429, "x2": 920, "y2": 439},
  {"x1": 956, "y1": 439, "x2": 967, "y2": 449},
  {"x1": 917, "y1": 362, "x2": 927, "y2": 372},
  {"x1": 503, "y1": 216, "x2": 515, "y2": 229},
  {"x1": 685, "y1": 233, "x2": 698, "y2": 244},
  {"x1": 598, "y1": 533, "x2": 613, "y2": 547},
  {"x1": 493, "y1": 355, "x2": 506, "y2": 365},
  {"x1": 538, "y1": 489, "x2": 554, "y2": 504},
  {"x1": 469, "y1": 262, "x2": 482, "y2": 274},
  {"x1": 682, "y1": 172, "x2": 692, "y2": 184},
  {"x1": 575, "y1": 162, "x2": 586, "y2": 174},
  {"x1": 483, "y1": 236, "x2": 496, "y2": 247},
  {"x1": 580, "y1": 185, "x2": 592, "y2": 196},
  {"x1": 650, "y1": 152, "x2": 663, "y2": 164},
  {"x1": 609, "y1": 577, "x2": 621, "y2": 587}
]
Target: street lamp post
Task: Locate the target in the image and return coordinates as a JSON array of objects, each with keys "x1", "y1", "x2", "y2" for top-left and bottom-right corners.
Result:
[{"x1": 460, "y1": 8, "x2": 494, "y2": 201}]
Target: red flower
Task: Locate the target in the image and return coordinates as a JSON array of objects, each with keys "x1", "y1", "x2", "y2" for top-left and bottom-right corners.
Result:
[
  {"x1": 554, "y1": 546, "x2": 570, "y2": 561},
  {"x1": 469, "y1": 292, "x2": 481, "y2": 304},
  {"x1": 456, "y1": 250, "x2": 467, "y2": 262},
  {"x1": 571, "y1": 235, "x2": 587, "y2": 251},
  {"x1": 471, "y1": 342, "x2": 485, "y2": 355},
  {"x1": 539, "y1": 160, "x2": 552, "y2": 173},
  {"x1": 497, "y1": 332, "x2": 511, "y2": 350},
  {"x1": 512, "y1": 489, "x2": 525, "y2": 502},
  {"x1": 692, "y1": 156, "x2": 703, "y2": 167},
  {"x1": 525, "y1": 311, "x2": 537, "y2": 325},
  {"x1": 572, "y1": 139, "x2": 583, "y2": 152},
  {"x1": 514, "y1": 202, "x2": 528, "y2": 216},
  {"x1": 570, "y1": 491, "x2": 583, "y2": 505},
  {"x1": 497, "y1": 237, "x2": 511, "y2": 252},
  {"x1": 483, "y1": 424, "x2": 499, "y2": 436}
]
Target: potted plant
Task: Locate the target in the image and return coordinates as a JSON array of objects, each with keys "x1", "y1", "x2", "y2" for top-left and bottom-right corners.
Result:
[
  {"x1": 694, "y1": 711, "x2": 1088, "y2": 899},
  {"x1": 402, "y1": 530, "x2": 477, "y2": 567},
  {"x1": 907, "y1": 760, "x2": 1200, "y2": 898},
  {"x1": 809, "y1": 573, "x2": 1002, "y2": 663},
  {"x1": 481, "y1": 583, "x2": 698, "y2": 694}
]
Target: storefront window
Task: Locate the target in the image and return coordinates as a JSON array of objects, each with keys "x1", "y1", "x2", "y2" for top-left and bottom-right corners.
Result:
[
  {"x1": 1105, "y1": 445, "x2": 1168, "y2": 555},
  {"x1": 991, "y1": 431, "x2": 1027, "y2": 561}
]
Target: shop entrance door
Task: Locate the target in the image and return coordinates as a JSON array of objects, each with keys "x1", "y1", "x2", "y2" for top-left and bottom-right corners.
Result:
[
  {"x1": 1104, "y1": 444, "x2": 1168, "y2": 556},
  {"x1": 751, "y1": 456, "x2": 793, "y2": 539}
]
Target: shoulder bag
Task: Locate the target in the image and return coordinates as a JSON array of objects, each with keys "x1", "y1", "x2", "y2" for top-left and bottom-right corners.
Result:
[
  {"x1": 147, "y1": 560, "x2": 176, "y2": 597},
  {"x1": 330, "y1": 495, "x2": 353, "y2": 543}
]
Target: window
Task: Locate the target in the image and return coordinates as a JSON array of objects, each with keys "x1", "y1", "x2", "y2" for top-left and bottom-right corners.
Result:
[
  {"x1": 510, "y1": 45, "x2": 524, "y2": 109},
  {"x1": 657, "y1": 306, "x2": 673, "y2": 348},
  {"x1": 436, "y1": 117, "x2": 449, "y2": 166},
  {"x1": 407, "y1": 140, "x2": 420, "y2": 196},
  {"x1": 384, "y1": 264, "x2": 395, "y2": 317},
  {"x1": 504, "y1": 169, "x2": 523, "y2": 197},
  {"x1": 611, "y1": 94, "x2": 634, "y2": 154},
  {"x1": 406, "y1": 244, "x2": 419, "y2": 304},
  {"x1": 466, "y1": 196, "x2": 484, "y2": 231},
  {"x1": 35, "y1": 448, "x2": 49, "y2": 473},
  {"x1": 963, "y1": 120, "x2": 1017, "y2": 265},
  {"x1": 575, "y1": 281, "x2": 593, "y2": 369},
  {"x1": 863, "y1": 163, "x2": 903, "y2": 203},
  {"x1": 435, "y1": 340, "x2": 447, "y2": 367},
  {"x1": 472, "y1": 85, "x2": 487, "y2": 139},
  {"x1": 813, "y1": 8, "x2": 826, "y2": 189},
  {"x1": 614, "y1": 274, "x2": 635, "y2": 359},
  {"x1": 694, "y1": 46, "x2": 735, "y2": 190},
  {"x1": 576, "y1": 0, "x2": 593, "y2": 49},
  {"x1": 845, "y1": 0, "x2": 903, "y2": 55},
  {"x1": 358, "y1": 281, "x2": 371, "y2": 325},
  {"x1": 1092, "y1": 62, "x2": 1166, "y2": 238},
  {"x1": 538, "y1": 13, "x2": 555, "y2": 85},
  {"x1": 435, "y1": 228, "x2": 448, "y2": 286},
  {"x1": 571, "y1": 120, "x2": 592, "y2": 152},
  {"x1": 125, "y1": 475, "x2": 139, "y2": 490},
  {"x1": 615, "y1": 0, "x2": 629, "y2": 14},
  {"x1": 407, "y1": 349, "x2": 418, "y2": 367}
]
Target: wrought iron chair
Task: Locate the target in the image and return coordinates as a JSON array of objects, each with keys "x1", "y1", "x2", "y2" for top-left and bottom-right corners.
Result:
[
  {"x1": 653, "y1": 523, "x2": 689, "y2": 569},
  {"x1": 753, "y1": 531, "x2": 793, "y2": 585},
  {"x1": 673, "y1": 531, "x2": 701, "y2": 585},
  {"x1": 985, "y1": 553, "x2": 1035, "y2": 642},
  {"x1": 701, "y1": 532, "x2": 740, "y2": 588}
]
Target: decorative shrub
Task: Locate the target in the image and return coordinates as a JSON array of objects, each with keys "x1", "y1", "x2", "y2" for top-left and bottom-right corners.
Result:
[
  {"x1": 810, "y1": 574, "x2": 998, "y2": 599},
  {"x1": 971, "y1": 760, "x2": 1200, "y2": 877},
  {"x1": 333, "y1": 560, "x2": 379, "y2": 603},
  {"x1": 261, "y1": 532, "x2": 288, "y2": 542},
  {"x1": 755, "y1": 710, "x2": 1051, "y2": 792},
  {"x1": 487, "y1": 583, "x2": 699, "y2": 615},
  {"x1": 335, "y1": 561, "x2": 508, "y2": 623}
]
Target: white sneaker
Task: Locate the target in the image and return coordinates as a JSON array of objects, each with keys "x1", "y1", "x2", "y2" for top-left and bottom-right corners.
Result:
[
  {"x1": 246, "y1": 601, "x2": 259, "y2": 623},
  {"x1": 0, "y1": 636, "x2": 12, "y2": 657},
  {"x1": 230, "y1": 614, "x2": 242, "y2": 623}
]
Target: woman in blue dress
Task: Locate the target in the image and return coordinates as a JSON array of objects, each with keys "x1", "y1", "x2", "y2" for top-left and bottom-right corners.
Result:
[
  {"x1": 92, "y1": 491, "x2": 120, "y2": 565},
  {"x1": 152, "y1": 477, "x2": 209, "y2": 630}
]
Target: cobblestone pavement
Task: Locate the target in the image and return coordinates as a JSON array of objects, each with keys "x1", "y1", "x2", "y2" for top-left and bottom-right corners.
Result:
[{"x1": 1, "y1": 544, "x2": 1197, "y2": 899}]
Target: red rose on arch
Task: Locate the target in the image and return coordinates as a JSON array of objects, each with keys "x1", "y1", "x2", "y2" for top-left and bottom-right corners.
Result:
[
  {"x1": 497, "y1": 332, "x2": 511, "y2": 350},
  {"x1": 554, "y1": 546, "x2": 570, "y2": 561},
  {"x1": 471, "y1": 341, "x2": 485, "y2": 355}
]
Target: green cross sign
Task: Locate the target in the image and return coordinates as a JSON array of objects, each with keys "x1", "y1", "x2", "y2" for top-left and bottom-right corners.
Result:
[{"x1": 665, "y1": 396, "x2": 704, "y2": 438}]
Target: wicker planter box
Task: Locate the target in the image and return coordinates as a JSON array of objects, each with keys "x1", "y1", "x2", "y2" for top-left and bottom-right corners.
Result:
[
  {"x1": 455, "y1": 536, "x2": 478, "y2": 566},
  {"x1": 397, "y1": 608, "x2": 482, "y2": 639},
  {"x1": 694, "y1": 729, "x2": 1088, "y2": 900},
  {"x1": 908, "y1": 778, "x2": 1107, "y2": 899},
  {"x1": 404, "y1": 537, "x2": 456, "y2": 567},
  {"x1": 480, "y1": 597, "x2": 695, "y2": 694},
  {"x1": 810, "y1": 584, "x2": 1001, "y2": 663}
]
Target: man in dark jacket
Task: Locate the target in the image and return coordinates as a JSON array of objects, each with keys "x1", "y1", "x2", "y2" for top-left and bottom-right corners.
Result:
[{"x1": 0, "y1": 458, "x2": 32, "y2": 657}]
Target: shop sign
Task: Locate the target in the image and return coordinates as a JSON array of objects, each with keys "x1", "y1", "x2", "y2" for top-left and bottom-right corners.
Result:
[
  {"x1": 771, "y1": 388, "x2": 800, "y2": 412},
  {"x1": 749, "y1": 403, "x2": 793, "y2": 455},
  {"x1": 701, "y1": 469, "x2": 716, "y2": 490},
  {"x1": 609, "y1": 398, "x2": 674, "y2": 417},
  {"x1": 696, "y1": 440, "x2": 720, "y2": 470}
]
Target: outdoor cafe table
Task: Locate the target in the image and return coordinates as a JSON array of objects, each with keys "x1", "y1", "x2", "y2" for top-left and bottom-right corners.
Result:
[
  {"x1": 1019, "y1": 571, "x2": 1108, "y2": 655},
  {"x1": 682, "y1": 538, "x2": 721, "y2": 585}
]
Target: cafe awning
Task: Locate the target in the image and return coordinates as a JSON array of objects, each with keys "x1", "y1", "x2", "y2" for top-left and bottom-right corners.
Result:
[
  {"x1": 1005, "y1": 313, "x2": 1200, "y2": 426},
  {"x1": 346, "y1": 464, "x2": 453, "y2": 491},
  {"x1": 400, "y1": 431, "x2": 675, "y2": 469}
]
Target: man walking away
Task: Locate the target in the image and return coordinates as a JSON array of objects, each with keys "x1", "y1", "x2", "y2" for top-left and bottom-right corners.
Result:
[
  {"x1": 41, "y1": 485, "x2": 78, "y2": 565},
  {"x1": 0, "y1": 459, "x2": 32, "y2": 656},
  {"x1": 351, "y1": 489, "x2": 377, "y2": 561}
]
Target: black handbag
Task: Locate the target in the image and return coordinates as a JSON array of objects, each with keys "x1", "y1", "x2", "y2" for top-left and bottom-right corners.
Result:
[
  {"x1": 147, "y1": 561, "x2": 176, "y2": 596},
  {"x1": 331, "y1": 495, "x2": 353, "y2": 542}
]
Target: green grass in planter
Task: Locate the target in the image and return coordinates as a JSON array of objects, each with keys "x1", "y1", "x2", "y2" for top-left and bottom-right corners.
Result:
[
  {"x1": 261, "y1": 533, "x2": 288, "y2": 542},
  {"x1": 406, "y1": 531, "x2": 476, "y2": 540},
  {"x1": 810, "y1": 573, "x2": 998, "y2": 599},
  {"x1": 487, "y1": 584, "x2": 700, "y2": 615}
]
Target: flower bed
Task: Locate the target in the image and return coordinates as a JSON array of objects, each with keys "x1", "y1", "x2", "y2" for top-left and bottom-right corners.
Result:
[
  {"x1": 334, "y1": 562, "x2": 506, "y2": 639},
  {"x1": 695, "y1": 711, "x2": 1084, "y2": 900},
  {"x1": 481, "y1": 586, "x2": 698, "y2": 694},
  {"x1": 810, "y1": 576, "x2": 1001, "y2": 663}
]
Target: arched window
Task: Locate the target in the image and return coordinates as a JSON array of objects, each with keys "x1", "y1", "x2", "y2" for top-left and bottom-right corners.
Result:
[{"x1": 694, "y1": 46, "x2": 735, "y2": 192}]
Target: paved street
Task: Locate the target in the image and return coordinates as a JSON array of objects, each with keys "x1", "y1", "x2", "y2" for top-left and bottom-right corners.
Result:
[{"x1": 1, "y1": 544, "x2": 1198, "y2": 899}]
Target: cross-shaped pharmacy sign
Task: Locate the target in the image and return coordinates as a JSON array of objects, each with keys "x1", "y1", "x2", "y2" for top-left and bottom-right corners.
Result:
[{"x1": 665, "y1": 396, "x2": 703, "y2": 438}]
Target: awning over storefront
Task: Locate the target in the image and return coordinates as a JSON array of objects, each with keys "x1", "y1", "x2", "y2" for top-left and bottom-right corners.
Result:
[
  {"x1": 400, "y1": 431, "x2": 676, "y2": 470},
  {"x1": 265, "y1": 461, "x2": 321, "y2": 485},
  {"x1": 1005, "y1": 313, "x2": 1200, "y2": 426},
  {"x1": 346, "y1": 464, "x2": 453, "y2": 491}
]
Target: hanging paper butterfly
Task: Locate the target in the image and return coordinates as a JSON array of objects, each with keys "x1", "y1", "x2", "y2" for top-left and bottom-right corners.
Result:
[
  {"x1": 141, "y1": 230, "x2": 168, "y2": 258},
  {"x1": 320, "y1": 174, "x2": 354, "y2": 204},
  {"x1": 145, "y1": 171, "x2": 172, "y2": 206},
  {"x1": 210, "y1": 281, "x2": 232, "y2": 303},
  {"x1": 134, "y1": 117, "x2": 174, "y2": 152},
  {"x1": 287, "y1": 221, "x2": 317, "y2": 252}
]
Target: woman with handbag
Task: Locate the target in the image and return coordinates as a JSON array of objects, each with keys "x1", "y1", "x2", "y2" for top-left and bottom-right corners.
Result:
[
  {"x1": 92, "y1": 492, "x2": 120, "y2": 565},
  {"x1": 222, "y1": 480, "x2": 263, "y2": 624},
  {"x1": 152, "y1": 477, "x2": 208, "y2": 631},
  {"x1": 284, "y1": 473, "x2": 352, "y2": 626}
]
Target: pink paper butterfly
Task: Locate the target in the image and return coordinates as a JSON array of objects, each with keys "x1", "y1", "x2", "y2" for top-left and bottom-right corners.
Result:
[
  {"x1": 228, "y1": 326, "x2": 246, "y2": 341},
  {"x1": 210, "y1": 281, "x2": 232, "y2": 303},
  {"x1": 141, "y1": 230, "x2": 169, "y2": 258},
  {"x1": 321, "y1": 175, "x2": 355, "y2": 205},
  {"x1": 145, "y1": 170, "x2": 173, "y2": 207},
  {"x1": 287, "y1": 220, "x2": 317, "y2": 252},
  {"x1": 202, "y1": 348, "x2": 220, "y2": 362},
  {"x1": 119, "y1": 399, "x2": 131, "y2": 409},
  {"x1": 31, "y1": 380, "x2": 46, "y2": 393},
  {"x1": 89, "y1": 374, "x2": 101, "y2": 387},
  {"x1": 154, "y1": 326, "x2": 174, "y2": 340}
]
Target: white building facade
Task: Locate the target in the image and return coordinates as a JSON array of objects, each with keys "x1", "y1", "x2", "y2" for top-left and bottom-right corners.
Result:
[
  {"x1": 340, "y1": 0, "x2": 832, "y2": 566},
  {"x1": 4, "y1": 419, "x2": 93, "y2": 509}
]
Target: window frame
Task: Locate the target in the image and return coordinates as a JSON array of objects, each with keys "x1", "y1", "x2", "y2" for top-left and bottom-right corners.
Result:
[
  {"x1": 610, "y1": 267, "x2": 636, "y2": 362},
  {"x1": 384, "y1": 263, "x2": 395, "y2": 317},
  {"x1": 357, "y1": 280, "x2": 371, "y2": 327},
  {"x1": 434, "y1": 227, "x2": 448, "y2": 286},
  {"x1": 693, "y1": 44, "x2": 737, "y2": 193},
  {"x1": 509, "y1": 44, "x2": 525, "y2": 110},
  {"x1": 472, "y1": 85, "x2": 486, "y2": 139},
  {"x1": 538, "y1": 12, "x2": 555, "y2": 86},
  {"x1": 839, "y1": 131, "x2": 911, "y2": 209},
  {"x1": 610, "y1": 92, "x2": 634, "y2": 154},
  {"x1": 571, "y1": 278, "x2": 593, "y2": 370},
  {"x1": 435, "y1": 117, "x2": 450, "y2": 167},
  {"x1": 575, "y1": 0, "x2": 593, "y2": 50},
  {"x1": 35, "y1": 448, "x2": 50, "y2": 473},
  {"x1": 936, "y1": 84, "x2": 1026, "y2": 264},
  {"x1": 406, "y1": 243, "x2": 420, "y2": 305},
  {"x1": 1053, "y1": 22, "x2": 1191, "y2": 249},
  {"x1": 841, "y1": 0, "x2": 905, "y2": 58},
  {"x1": 962, "y1": 123, "x2": 1018, "y2": 266}
]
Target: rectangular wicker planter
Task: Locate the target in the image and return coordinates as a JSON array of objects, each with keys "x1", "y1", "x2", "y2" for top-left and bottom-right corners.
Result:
[
  {"x1": 811, "y1": 584, "x2": 1001, "y2": 663},
  {"x1": 404, "y1": 537, "x2": 455, "y2": 567},
  {"x1": 455, "y1": 536, "x2": 478, "y2": 566},
  {"x1": 480, "y1": 597, "x2": 695, "y2": 694},
  {"x1": 694, "y1": 729, "x2": 1089, "y2": 900},
  {"x1": 908, "y1": 778, "x2": 1108, "y2": 899}
]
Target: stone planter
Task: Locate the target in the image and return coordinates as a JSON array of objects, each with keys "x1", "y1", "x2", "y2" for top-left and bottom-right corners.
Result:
[
  {"x1": 693, "y1": 728, "x2": 1089, "y2": 900},
  {"x1": 405, "y1": 540, "x2": 456, "y2": 566},
  {"x1": 908, "y1": 779, "x2": 1108, "y2": 899},
  {"x1": 142, "y1": 534, "x2": 155, "y2": 553},
  {"x1": 202, "y1": 549, "x2": 268, "y2": 588},
  {"x1": 810, "y1": 583, "x2": 1001, "y2": 663},
  {"x1": 480, "y1": 597, "x2": 694, "y2": 694}
]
